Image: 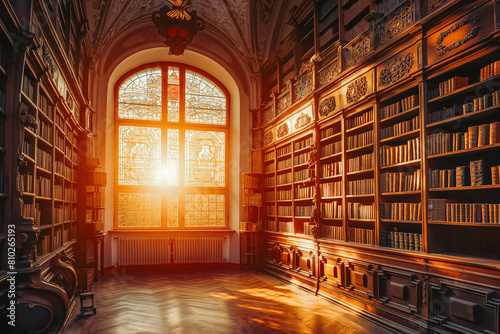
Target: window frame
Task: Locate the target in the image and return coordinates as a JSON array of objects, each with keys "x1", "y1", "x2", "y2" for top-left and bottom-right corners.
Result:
[{"x1": 113, "y1": 62, "x2": 230, "y2": 230}]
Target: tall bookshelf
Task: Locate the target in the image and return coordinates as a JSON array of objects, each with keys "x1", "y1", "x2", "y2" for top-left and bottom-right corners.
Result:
[
  {"x1": 264, "y1": 132, "x2": 315, "y2": 236},
  {"x1": 425, "y1": 56, "x2": 500, "y2": 258}
]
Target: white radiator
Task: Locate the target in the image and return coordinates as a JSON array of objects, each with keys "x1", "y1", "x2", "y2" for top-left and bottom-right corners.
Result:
[
  {"x1": 116, "y1": 235, "x2": 225, "y2": 266},
  {"x1": 117, "y1": 236, "x2": 171, "y2": 266}
]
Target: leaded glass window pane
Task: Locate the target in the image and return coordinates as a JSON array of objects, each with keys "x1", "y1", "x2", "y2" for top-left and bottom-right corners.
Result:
[
  {"x1": 166, "y1": 194, "x2": 178, "y2": 227},
  {"x1": 118, "y1": 68, "x2": 162, "y2": 120},
  {"x1": 118, "y1": 126, "x2": 161, "y2": 185},
  {"x1": 117, "y1": 192, "x2": 161, "y2": 227},
  {"x1": 185, "y1": 194, "x2": 225, "y2": 227},
  {"x1": 164, "y1": 129, "x2": 179, "y2": 186},
  {"x1": 185, "y1": 70, "x2": 226, "y2": 125},
  {"x1": 167, "y1": 67, "x2": 180, "y2": 122},
  {"x1": 185, "y1": 130, "x2": 225, "y2": 187}
]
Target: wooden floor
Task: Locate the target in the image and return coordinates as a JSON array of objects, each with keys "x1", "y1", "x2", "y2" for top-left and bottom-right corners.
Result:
[{"x1": 62, "y1": 267, "x2": 394, "y2": 334}]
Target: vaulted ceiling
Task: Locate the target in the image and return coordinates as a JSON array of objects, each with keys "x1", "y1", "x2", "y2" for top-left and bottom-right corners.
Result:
[{"x1": 85, "y1": 0, "x2": 290, "y2": 73}]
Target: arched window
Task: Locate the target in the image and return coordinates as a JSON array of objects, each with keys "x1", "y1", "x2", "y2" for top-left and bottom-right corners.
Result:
[{"x1": 114, "y1": 63, "x2": 229, "y2": 229}]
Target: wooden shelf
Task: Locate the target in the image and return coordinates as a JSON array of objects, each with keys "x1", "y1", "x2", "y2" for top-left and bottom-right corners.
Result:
[
  {"x1": 319, "y1": 152, "x2": 342, "y2": 160},
  {"x1": 320, "y1": 132, "x2": 341, "y2": 142},
  {"x1": 380, "y1": 219, "x2": 422, "y2": 224},
  {"x1": 346, "y1": 168, "x2": 374, "y2": 176},
  {"x1": 427, "y1": 74, "x2": 500, "y2": 104},
  {"x1": 379, "y1": 106, "x2": 420, "y2": 125},
  {"x1": 379, "y1": 159, "x2": 421, "y2": 170},
  {"x1": 426, "y1": 104, "x2": 500, "y2": 129},
  {"x1": 379, "y1": 128, "x2": 420, "y2": 144},
  {"x1": 429, "y1": 184, "x2": 500, "y2": 191},
  {"x1": 427, "y1": 143, "x2": 500, "y2": 159},
  {"x1": 346, "y1": 121, "x2": 373, "y2": 134},
  {"x1": 428, "y1": 221, "x2": 500, "y2": 227},
  {"x1": 380, "y1": 191, "x2": 421, "y2": 196},
  {"x1": 346, "y1": 143, "x2": 373, "y2": 154}
]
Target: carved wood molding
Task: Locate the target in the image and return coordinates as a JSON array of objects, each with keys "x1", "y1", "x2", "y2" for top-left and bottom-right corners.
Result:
[
  {"x1": 319, "y1": 60, "x2": 340, "y2": 88},
  {"x1": 380, "y1": 53, "x2": 415, "y2": 85},
  {"x1": 294, "y1": 112, "x2": 311, "y2": 129},
  {"x1": 344, "y1": 34, "x2": 370, "y2": 68},
  {"x1": 346, "y1": 77, "x2": 368, "y2": 104},
  {"x1": 377, "y1": 1, "x2": 415, "y2": 46},
  {"x1": 277, "y1": 122, "x2": 289, "y2": 138},
  {"x1": 319, "y1": 95, "x2": 336, "y2": 118},
  {"x1": 436, "y1": 15, "x2": 481, "y2": 56}
]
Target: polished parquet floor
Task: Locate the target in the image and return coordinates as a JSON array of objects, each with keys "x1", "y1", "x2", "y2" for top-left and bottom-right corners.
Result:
[{"x1": 62, "y1": 267, "x2": 394, "y2": 334}]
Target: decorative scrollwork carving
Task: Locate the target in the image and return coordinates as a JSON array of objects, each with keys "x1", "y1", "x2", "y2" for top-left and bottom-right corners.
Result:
[
  {"x1": 377, "y1": 1, "x2": 415, "y2": 46},
  {"x1": 294, "y1": 113, "x2": 311, "y2": 129},
  {"x1": 426, "y1": 0, "x2": 451, "y2": 14},
  {"x1": 294, "y1": 67, "x2": 314, "y2": 101},
  {"x1": 277, "y1": 93, "x2": 291, "y2": 114},
  {"x1": 277, "y1": 122, "x2": 289, "y2": 138},
  {"x1": 319, "y1": 96, "x2": 336, "y2": 117},
  {"x1": 344, "y1": 35, "x2": 370, "y2": 68},
  {"x1": 346, "y1": 77, "x2": 368, "y2": 104},
  {"x1": 380, "y1": 53, "x2": 415, "y2": 85},
  {"x1": 263, "y1": 131, "x2": 273, "y2": 146},
  {"x1": 319, "y1": 60, "x2": 340, "y2": 87},
  {"x1": 436, "y1": 15, "x2": 481, "y2": 56}
]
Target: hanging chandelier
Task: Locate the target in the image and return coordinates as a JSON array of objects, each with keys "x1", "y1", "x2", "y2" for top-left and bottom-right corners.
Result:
[{"x1": 152, "y1": 0, "x2": 205, "y2": 55}]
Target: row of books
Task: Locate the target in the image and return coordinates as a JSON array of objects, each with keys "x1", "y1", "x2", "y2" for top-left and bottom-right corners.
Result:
[
  {"x1": 294, "y1": 169, "x2": 310, "y2": 182},
  {"x1": 294, "y1": 136, "x2": 313, "y2": 150},
  {"x1": 18, "y1": 172, "x2": 34, "y2": 193},
  {"x1": 0, "y1": 89, "x2": 5, "y2": 111},
  {"x1": 242, "y1": 191, "x2": 262, "y2": 206},
  {"x1": 87, "y1": 191, "x2": 106, "y2": 208},
  {"x1": 428, "y1": 160, "x2": 486, "y2": 188},
  {"x1": 348, "y1": 202, "x2": 375, "y2": 220},
  {"x1": 347, "y1": 152, "x2": 374, "y2": 172},
  {"x1": 242, "y1": 174, "x2": 261, "y2": 188},
  {"x1": 38, "y1": 234, "x2": 52, "y2": 256},
  {"x1": 445, "y1": 202, "x2": 500, "y2": 223},
  {"x1": 267, "y1": 205, "x2": 276, "y2": 215},
  {"x1": 425, "y1": 123, "x2": 500, "y2": 154},
  {"x1": 265, "y1": 164, "x2": 275, "y2": 173},
  {"x1": 432, "y1": 76, "x2": 469, "y2": 98},
  {"x1": 39, "y1": 94, "x2": 54, "y2": 119},
  {"x1": 480, "y1": 60, "x2": 500, "y2": 81},
  {"x1": 276, "y1": 189, "x2": 291, "y2": 201},
  {"x1": 264, "y1": 151, "x2": 275, "y2": 161},
  {"x1": 380, "y1": 202, "x2": 422, "y2": 221},
  {"x1": 492, "y1": 165, "x2": 500, "y2": 184},
  {"x1": 55, "y1": 112, "x2": 66, "y2": 131},
  {"x1": 295, "y1": 205, "x2": 313, "y2": 217},
  {"x1": 379, "y1": 137, "x2": 420, "y2": 167},
  {"x1": 321, "y1": 161, "x2": 342, "y2": 178},
  {"x1": 321, "y1": 201, "x2": 342, "y2": 219},
  {"x1": 379, "y1": 95, "x2": 418, "y2": 120},
  {"x1": 36, "y1": 175, "x2": 52, "y2": 197},
  {"x1": 379, "y1": 169, "x2": 421, "y2": 193},
  {"x1": 321, "y1": 181, "x2": 342, "y2": 197},
  {"x1": 22, "y1": 203, "x2": 35, "y2": 218},
  {"x1": 22, "y1": 72, "x2": 36, "y2": 101},
  {"x1": 264, "y1": 220, "x2": 277, "y2": 232},
  {"x1": 64, "y1": 187, "x2": 77, "y2": 202},
  {"x1": 380, "y1": 115, "x2": 420, "y2": 140},
  {"x1": 54, "y1": 135, "x2": 65, "y2": 152},
  {"x1": 277, "y1": 206, "x2": 293, "y2": 216},
  {"x1": 347, "y1": 227, "x2": 375, "y2": 245},
  {"x1": 277, "y1": 159, "x2": 291, "y2": 170},
  {"x1": 347, "y1": 129, "x2": 373, "y2": 149},
  {"x1": 295, "y1": 185, "x2": 314, "y2": 199},
  {"x1": 321, "y1": 225, "x2": 343, "y2": 240},
  {"x1": 277, "y1": 145, "x2": 292, "y2": 157},
  {"x1": 293, "y1": 152, "x2": 308, "y2": 165},
  {"x1": 320, "y1": 125, "x2": 340, "y2": 139},
  {"x1": 380, "y1": 231, "x2": 422, "y2": 251},
  {"x1": 428, "y1": 199, "x2": 500, "y2": 223},
  {"x1": 37, "y1": 147, "x2": 53, "y2": 171},
  {"x1": 55, "y1": 160, "x2": 65, "y2": 175},
  {"x1": 346, "y1": 110, "x2": 373, "y2": 129},
  {"x1": 320, "y1": 141, "x2": 342, "y2": 157},
  {"x1": 347, "y1": 178, "x2": 374, "y2": 195},
  {"x1": 303, "y1": 222, "x2": 315, "y2": 236},
  {"x1": 279, "y1": 221, "x2": 293, "y2": 233},
  {"x1": 276, "y1": 172, "x2": 292, "y2": 185},
  {"x1": 22, "y1": 140, "x2": 35, "y2": 158},
  {"x1": 37, "y1": 119, "x2": 53, "y2": 143},
  {"x1": 54, "y1": 183, "x2": 64, "y2": 200}
]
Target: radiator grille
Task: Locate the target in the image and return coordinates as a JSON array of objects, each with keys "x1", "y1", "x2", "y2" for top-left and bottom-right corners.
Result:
[{"x1": 117, "y1": 235, "x2": 225, "y2": 266}]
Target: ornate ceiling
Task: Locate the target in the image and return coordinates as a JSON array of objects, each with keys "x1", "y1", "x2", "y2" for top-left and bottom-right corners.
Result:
[{"x1": 85, "y1": 0, "x2": 283, "y2": 72}]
